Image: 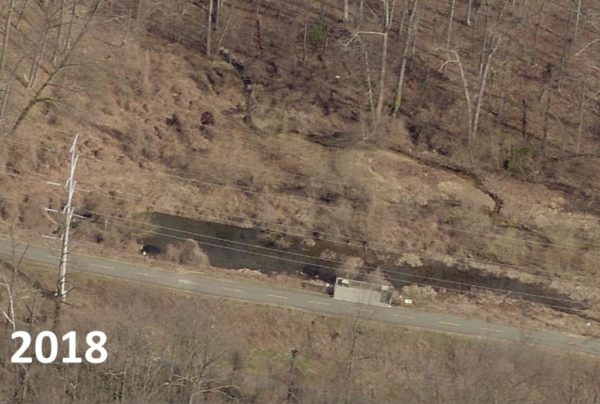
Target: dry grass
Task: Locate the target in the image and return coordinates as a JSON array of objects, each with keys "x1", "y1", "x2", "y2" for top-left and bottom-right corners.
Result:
[
  {"x1": 1, "y1": 0, "x2": 600, "y2": 330},
  {"x1": 1, "y1": 260, "x2": 599, "y2": 402}
]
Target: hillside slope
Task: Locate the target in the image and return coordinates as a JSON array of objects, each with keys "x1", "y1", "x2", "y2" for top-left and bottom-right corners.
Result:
[{"x1": 1, "y1": 0, "x2": 600, "y2": 327}]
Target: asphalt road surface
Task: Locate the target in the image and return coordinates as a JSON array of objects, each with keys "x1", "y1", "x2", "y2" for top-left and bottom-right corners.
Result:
[{"x1": 1, "y1": 239, "x2": 599, "y2": 356}]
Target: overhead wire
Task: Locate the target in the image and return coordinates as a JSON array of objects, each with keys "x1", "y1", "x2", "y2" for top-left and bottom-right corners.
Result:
[
  {"x1": 49, "y1": 204, "x2": 595, "y2": 309},
  {"x1": 5, "y1": 168, "x2": 600, "y2": 284},
  {"x1": 74, "y1": 217, "x2": 593, "y2": 314},
  {"x1": 72, "y1": 185, "x2": 600, "y2": 283},
  {"x1": 4, "y1": 138, "x2": 600, "y2": 252}
]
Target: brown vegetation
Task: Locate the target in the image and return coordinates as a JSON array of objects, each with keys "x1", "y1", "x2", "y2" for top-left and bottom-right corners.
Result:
[
  {"x1": 0, "y1": 0, "x2": 600, "y2": 375},
  {"x1": 1, "y1": 261, "x2": 600, "y2": 403}
]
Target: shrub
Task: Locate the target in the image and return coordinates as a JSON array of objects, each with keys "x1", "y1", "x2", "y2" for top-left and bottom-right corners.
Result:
[
  {"x1": 504, "y1": 147, "x2": 533, "y2": 174},
  {"x1": 163, "y1": 239, "x2": 210, "y2": 266},
  {"x1": 307, "y1": 23, "x2": 326, "y2": 46}
]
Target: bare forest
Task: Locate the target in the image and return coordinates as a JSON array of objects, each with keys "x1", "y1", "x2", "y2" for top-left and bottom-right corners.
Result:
[{"x1": 1, "y1": 0, "x2": 600, "y2": 402}]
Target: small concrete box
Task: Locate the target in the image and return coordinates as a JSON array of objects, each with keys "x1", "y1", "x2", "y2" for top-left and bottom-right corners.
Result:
[{"x1": 333, "y1": 277, "x2": 393, "y2": 307}]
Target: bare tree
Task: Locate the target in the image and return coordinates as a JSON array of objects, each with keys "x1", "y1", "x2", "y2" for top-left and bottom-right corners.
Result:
[
  {"x1": 573, "y1": 0, "x2": 583, "y2": 43},
  {"x1": 1, "y1": 225, "x2": 31, "y2": 403},
  {"x1": 375, "y1": 0, "x2": 395, "y2": 122},
  {"x1": 344, "y1": 0, "x2": 349, "y2": 22},
  {"x1": 392, "y1": 0, "x2": 419, "y2": 115},
  {"x1": 0, "y1": 0, "x2": 16, "y2": 72},
  {"x1": 438, "y1": 33, "x2": 502, "y2": 144},
  {"x1": 207, "y1": 0, "x2": 214, "y2": 56},
  {"x1": 466, "y1": 0, "x2": 473, "y2": 26},
  {"x1": 0, "y1": 57, "x2": 24, "y2": 125},
  {"x1": 51, "y1": 0, "x2": 66, "y2": 64},
  {"x1": 576, "y1": 81, "x2": 586, "y2": 153},
  {"x1": 446, "y1": 0, "x2": 456, "y2": 52},
  {"x1": 8, "y1": 0, "x2": 104, "y2": 137},
  {"x1": 344, "y1": 0, "x2": 396, "y2": 135}
]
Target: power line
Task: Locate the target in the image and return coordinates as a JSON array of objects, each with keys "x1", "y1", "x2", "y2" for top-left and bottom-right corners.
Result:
[
  {"x1": 6, "y1": 170, "x2": 600, "y2": 284},
  {"x1": 64, "y1": 207, "x2": 594, "y2": 308},
  {"x1": 0, "y1": 221, "x2": 593, "y2": 315},
  {"x1": 84, "y1": 218, "x2": 593, "y2": 314},
  {"x1": 71, "y1": 153, "x2": 600, "y2": 251},
  {"x1": 4, "y1": 138, "x2": 599, "y2": 251},
  {"x1": 72, "y1": 186, "x2": 600, "y2": 283},
  {"x1": 12, "y1": 228, "x2": 590, "y2": 318}
]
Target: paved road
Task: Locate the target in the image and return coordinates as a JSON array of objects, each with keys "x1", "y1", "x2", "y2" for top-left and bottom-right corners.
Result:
[{"x1": 1, "y1": 239, "x2": 599, "y2": 356}]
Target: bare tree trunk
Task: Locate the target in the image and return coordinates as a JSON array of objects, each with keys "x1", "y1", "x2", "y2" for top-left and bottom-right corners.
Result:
[
  {"x1": 63, "y1": 0, "x2": 78, "y2": 54},
  {"x1": 255, "y1": 0, "x2": 263, "y2": 52},
  {"x1": 207, "y1": 0, "x2": 213, "y2": 56},
  {"x1": 466, "y1": 0, "x2": 473, "y2": 26},
  {"x1": 344, "y1": 0, "x2": 349, "y2": 22},
  {"x1": 121, "y1": 3, "x2": 133, "y2": 46},
  {"x1": 573, "y1": 0, "x2": 582, "y2": 43},
  {"x1": 521, "y1": 99, "x2": 528, "y2": 142},
  {"x1": 455, "y1": 54, "x2": 473, "y2": 141},
  {"x1": 375, "y1": 31, "x2": 388, "y2": 121},
  {"x1": 446, "y1": 0, "x2": 456, "y2": 52},
  {"x1": 215, "y1": 0, "x2": 222, "y2": 30},
  {"x1": 360, "y1": 38, "x2": 374, "y2": 115},
  {"x1": 472, "y1": 36, "x2": 501, "y2": 141},
  {"x1": 302, "y1": 22, "x2": 308, "y2": 63},
  {"x1": 28, "y1": 25, "x2": 50, "y2": 89},
  {"x1": 541, "y1": 92, "x2": 552, "y2": 158},
  {"x1": 410, "y1": 13, "x2": 419, "y2": 60},
  {"x1": 478, "y1": 15, "x2": 489, "y2": 78},
  {"x1": 357, "y1": 0, "x2": 364, "y2": 26},
  {"x1": 439, "y1": 49, "x2": 473, "y2": 142},
  {"x1": 576, "y1": 82, "x2": 586, "y2": 153},
  {"x1": 0, "y1": 57, "x2": 24, "y2": 125},
  {"x1": 10, "y1": 0, "x2": 102, "y2": 137},
  {"x1": 0, "y1": 0, "x2": 16, "y2": 72},
  {"x1": 392, "y1": 0, "x2": 419, "y2": 115},
  {"x1": 15, "y1": 0, "x2": 29, "y2": 29},
  {"x1": 375, "y1": 0, "x2": 395, "y2": 122},
  {"x1": 216, "y1": 0, "x2": 235, "y2": 51},
  {"x1": 52, "y1": 0, "x2": 66, "y2": 64}
]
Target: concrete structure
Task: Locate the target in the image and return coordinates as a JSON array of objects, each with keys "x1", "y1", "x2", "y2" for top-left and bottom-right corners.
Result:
[{"x1": 333, "y1": 277, "x2": 393, "y2": 307}]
